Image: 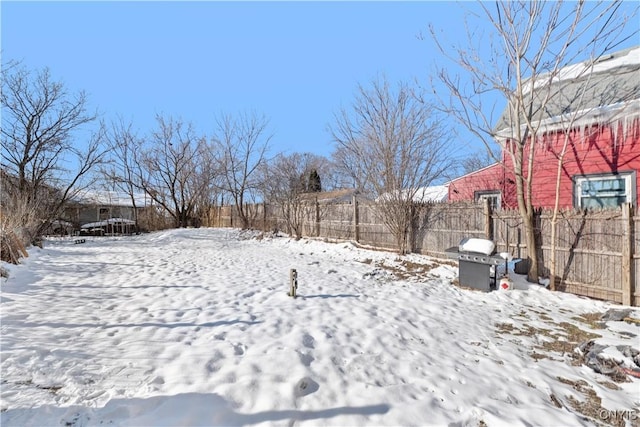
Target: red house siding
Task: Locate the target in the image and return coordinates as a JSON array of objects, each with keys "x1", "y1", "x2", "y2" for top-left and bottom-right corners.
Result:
[
  {"x1": 448, "y1": 163, "x2": 513, "y2": 205},
  {"x1": 449, "y1": 121, "x2": 640, "y2": 209}
]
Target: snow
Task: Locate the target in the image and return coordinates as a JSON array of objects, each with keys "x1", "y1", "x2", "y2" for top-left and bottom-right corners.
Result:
[
  {"x1": 459, "y1": 238, "x2": 495, "y2": 256},
  {"x1": 80, "y1": 218, "x2": 136, "y2": 229},
  {"x1": 554, "y1": 47, "x2": 640, "y2": 83},
  {"x1": 376, "y1": 185, "x2": 449, "y2": 203},
  {"x1": 72, "y1": 190, "x2": 152, "y2": 208},
  {"x1": 522, "y1": 47, "x2": 640, "y2": 94},
  {"x1": 412, "y1": 185, "x2": 449, "y2": 203},
  {"x1": 494, "y1": 98, "x2": 640, "y2": 143},
  {"x1": 502, "y1": 47, "x2": 640, "y2": 141},
  {"x1": 1, "y1": 228, "x2": 638, "y2": 427}
]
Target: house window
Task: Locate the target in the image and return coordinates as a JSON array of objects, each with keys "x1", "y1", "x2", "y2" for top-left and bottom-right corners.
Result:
[
  {"x1": 99, "y1": 207, "x2": 110, "y2": 219},
  {"x1": 574, "y1": 172, "x2": 635, "y2": 209},
  {"x1": 475, "y1": 191, "x2": 501, "y2": 210}
]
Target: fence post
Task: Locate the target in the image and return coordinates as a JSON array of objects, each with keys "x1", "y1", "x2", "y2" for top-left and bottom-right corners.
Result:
[
  {"x1": 263, "y1": 203, "x2": 267, "y2": 232},
  {"x1": 622, "y1": 203, "x2": 633, "y2": 306},
  {"x1": 483, "y1": 198, "x2": 493, "y2": 241},
  {"x1": 352, "y1": 195, "x2": 360, "y2": 243},
  {"x1": 315, "y1": 198, "x2": 321, "y2": 237}
]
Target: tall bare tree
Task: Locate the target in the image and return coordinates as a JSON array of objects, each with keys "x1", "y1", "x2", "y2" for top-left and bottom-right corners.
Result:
[
  {"x1": 461, "y1": 150, "x2": 498, "y2": 176},
  {"x1": 139, "y1": 115, "x2": 214, "y2": 228},
  {"x1": 1, "y1": 63, "x2": 105, "y2": 245},
  {"x1": 260, "y1": 152, "x2": 327, "y2": 239},
  {"x1": 212, "y1": 111, "x2": 272, "y2": 229},
  {"x1": 101, "y1": 117, "x2": 145, "y2": 228},
  {"x1": 431, "y1": 0, "x2": 637, "y2": 282},
  {"x1": 330, "y1": 76, "x2": 452, "y2": 254}
]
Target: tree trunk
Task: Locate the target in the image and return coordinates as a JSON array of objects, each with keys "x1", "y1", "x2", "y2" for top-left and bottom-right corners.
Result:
[
  {"x1": 523, "y1": 209, "x2": 539, "y2": 283},
  {"x1": 549, "y1": 217, "x2": 558, "y2": 291},
  {"x1": 514, "y1": 151, "x2": 540, "y2": 283}
]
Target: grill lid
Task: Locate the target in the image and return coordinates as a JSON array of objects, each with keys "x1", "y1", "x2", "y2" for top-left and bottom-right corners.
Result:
[{"x1": 458, "y1": 238, "x2": 495, "y2": 255}]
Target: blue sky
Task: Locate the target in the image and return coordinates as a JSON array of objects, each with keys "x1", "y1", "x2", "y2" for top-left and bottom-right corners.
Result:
[{"x1": 2, "y1": 1, "x2": 639, "y2": 164}]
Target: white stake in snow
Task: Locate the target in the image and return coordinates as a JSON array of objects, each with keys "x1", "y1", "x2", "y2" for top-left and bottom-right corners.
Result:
[{"x1": 288, "y1": 268, "x2": 298, "y2": 298}]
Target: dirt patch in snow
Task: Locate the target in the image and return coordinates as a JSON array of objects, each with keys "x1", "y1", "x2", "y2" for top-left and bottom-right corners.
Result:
[{"x1": 496, "y1": 310, "x2": 639, "y2": 426}]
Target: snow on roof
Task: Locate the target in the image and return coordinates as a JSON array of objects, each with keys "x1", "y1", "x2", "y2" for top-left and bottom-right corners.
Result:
[
  {"x1": 377, "y1": 185, "x2": 449, "y2": 203},
  {"x1": 529, "y1": 46, "x2": 640, "y2": 91},
  {"x1": 495, "y1": 46, "x2": 640, "y2": 139},
  {"x1": 80, "y1": 218, "x2": 136, "y2": 229},
  {"x1": 72, "y1": 190, "x2": 151, "y2": 207},
  {"x1": 412, "y1": 185, "x2": 449, "y2": 203},
  {"x1": 50, "y1": 219, "x2": 74, "y2": 228}
]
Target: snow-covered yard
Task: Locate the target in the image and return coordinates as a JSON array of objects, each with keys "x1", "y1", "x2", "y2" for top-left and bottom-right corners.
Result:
[{"x1": 1, "y1": 228, "x2": 638, "y2": 426}]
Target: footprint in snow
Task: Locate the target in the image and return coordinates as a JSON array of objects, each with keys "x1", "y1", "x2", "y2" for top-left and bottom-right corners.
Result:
[
  {"x1": 297, "y1": 351, "x2": 314, "y2": 367},
  {"x1": 233, "y1": 343, "x2": 245, "y2": 356},
  {"x1": 294, "y1": 377, "x2": 319, "y2": 397},
  {"x1": 302, "y1": 333, "x2": 315, "y2": 349}
]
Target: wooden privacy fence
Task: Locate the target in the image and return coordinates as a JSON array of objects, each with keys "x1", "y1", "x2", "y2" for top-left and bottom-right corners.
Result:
[
  {"x1": 490, "y1": 204, "x2": 637, "y2": 306},
  {"x1": 207, "y1": 199, "x2": 638, "y2": 306}
]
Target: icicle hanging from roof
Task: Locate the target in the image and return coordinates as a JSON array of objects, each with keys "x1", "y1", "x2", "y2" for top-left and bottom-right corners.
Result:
[
  {"x1": 611, "y1": 117, "x2": 620, "y2": 147},
  {"x1": 579, "y1": 121, "x2": 587, "y2": 142},
  {"x1": 610, "y1": 110, "x2": 640, "y2": 147}
]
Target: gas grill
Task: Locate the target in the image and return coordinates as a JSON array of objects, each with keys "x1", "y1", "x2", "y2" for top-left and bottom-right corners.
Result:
[{"x1": 444, "y1": 238, "x2": 507, "y2": 291}]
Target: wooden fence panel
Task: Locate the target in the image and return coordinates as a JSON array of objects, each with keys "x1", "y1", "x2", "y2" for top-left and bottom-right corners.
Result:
[
  {"x1": 492, "y1": 210, "x2": 530, "y2": 261},
  {"x1": 210, "y1": 199, "x2": 637, "y2": 306},
  {"x1": 317, "y1": 203, "x2": 355, "y2": 241},
  {"x1": 540, "y1": 210, "x2": 626, "y2": 303},
  {"x1": 357, "y1": 203, "x2": 396, "y2": 249},
  {"x1": 413, "y1": 203, "x2": 486, "y2": 257},
  {"x1": 263, "y1": 203, "x2": 282, "y2": 232},
  {"x1": 298, "y1": 203, "x2": 317, "y2": 237}
]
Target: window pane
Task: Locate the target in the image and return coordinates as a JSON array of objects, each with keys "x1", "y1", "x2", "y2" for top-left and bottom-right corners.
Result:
[
  {"x1": 575, "y1": 173, "x2": 633, "y2": 209},
  {"x1": 581, "y1": 195, "x2": 627, "y2": 209},
  {"x1": 581, "y1": 178, "x2": 625, "y2": 196},
  {"x1": 476, "y1": 193, "x2": 501, "y2": 209}
]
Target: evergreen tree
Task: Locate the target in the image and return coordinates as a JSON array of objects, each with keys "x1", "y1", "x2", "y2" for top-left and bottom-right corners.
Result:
[{"x1": 307, "y1": 169, "x2": 321, "y2": 192}]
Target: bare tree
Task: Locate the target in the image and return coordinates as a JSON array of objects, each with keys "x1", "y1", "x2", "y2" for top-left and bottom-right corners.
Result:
[
  {"x1": 301, "y1": 154, "x2": 341, "y2": 192},
  {"x1": 192, "y1": 145, "x2": 222, "y2": 227},
  {"x1": 1, "y1": 63, "x2": 105, "y2": 247},
  {"x1": 461, "y1": 150, "x2": 498, "y2": 176},
  {"x1": 139, "y1": 115, "x2": 214, "y2": 228},
  {"x1": 431, "y1": 0, "x2": 637, "y2": 282},
  {"x1": 261, "y1": 152, "x2": 327, "y2": 239},
  {"x1": 212, "y1": 111, "x2": 272, "y2": 229},
  {"x1": 330, "y1": 76, "x2": 452, "y2": 254},
  {"x1": 101, "y1": 117, "x2": 145, "y2": 229}
]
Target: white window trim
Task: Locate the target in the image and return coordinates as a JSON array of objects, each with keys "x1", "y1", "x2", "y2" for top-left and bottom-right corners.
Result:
[
  {"x1": 573, "y1": 171, "x2": 636, "y2": 209},
  {"x1": 475, "y1": 190, "x2": 502, "y2": 210}
]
